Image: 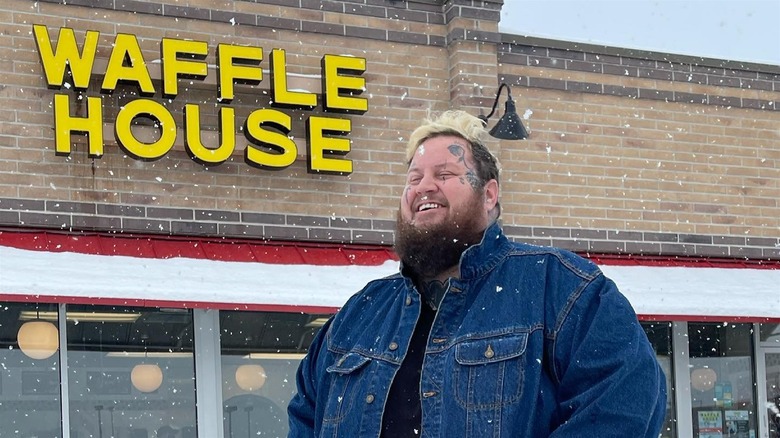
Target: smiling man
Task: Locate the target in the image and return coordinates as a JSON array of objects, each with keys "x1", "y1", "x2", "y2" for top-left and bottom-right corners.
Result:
[
  {"x1": 288, "y1": 110, "x2": 667, "y2": 437},
  {"x1": 395, "y1": 132, "x2": 498, "y2": 289}
]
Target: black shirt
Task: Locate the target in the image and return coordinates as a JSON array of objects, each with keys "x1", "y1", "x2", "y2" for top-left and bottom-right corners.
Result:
[{"x1": 380, "y1": 280, "x2": 446, "y2": 437}]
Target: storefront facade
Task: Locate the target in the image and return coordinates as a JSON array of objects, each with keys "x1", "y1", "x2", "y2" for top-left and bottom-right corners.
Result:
[{"x1": 0, "y1": 0, "x2": 778, "y2": 437}]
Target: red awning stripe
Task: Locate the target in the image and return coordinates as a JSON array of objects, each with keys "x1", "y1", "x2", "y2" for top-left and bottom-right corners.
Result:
[
  {"x1": 0, "y1": 227, "x2": 399, "y2": 266},
  {"x1": 2, "y1": 227, "x2": 778, "y2": 269},
  {"x1": 588, "y1": 253, "x2": 780, "y2": 269},
  {"x1": 637, "y1": 314, "x2": 780, "y2": 323}
]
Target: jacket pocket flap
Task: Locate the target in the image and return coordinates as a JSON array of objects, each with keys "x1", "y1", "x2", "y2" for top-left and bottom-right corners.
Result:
[
  {"x1": 455, "y1": 332, "x2": 528, "y2": 365},
  {"x1": 326, "y1": 352, "x2": 371, "y2": 374}
]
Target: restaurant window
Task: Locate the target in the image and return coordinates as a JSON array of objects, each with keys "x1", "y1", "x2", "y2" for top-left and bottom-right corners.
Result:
[
  {"x1": 642, "y1": 321, "x2": 676, "y2": 438},
  {"x1": 761, "y1": 323, "x2": 780, "y2": 438},
  {"x1": 65, "y1": 304, "x2": 196, "y2": 438},
  {"x1": 0, "y1": 302, "x2": 62, "y2": 437},
  {"x1": 761, "y1": 323, "x2": 780, "y2": 345},
  {"x1": 219, "y1": 310, "x2": 331, "y2": 438},
  {"x1": 689, "y1": 322, "x2": 756, "y2": 438}
]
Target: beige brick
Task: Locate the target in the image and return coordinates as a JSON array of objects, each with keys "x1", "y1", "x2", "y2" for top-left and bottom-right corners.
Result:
[
  {"x1": 0, "y1": 9, "x2": 14, "y2": 23},
  {"x1": 0, "y1": 185, "x2": 19, "y2": 197},
  {"x1": 1, "y1": 171, "x2": 45, "y2": 187},
  {"x1": 0, "y1": 2, "x2": 777, "y2": 243}
]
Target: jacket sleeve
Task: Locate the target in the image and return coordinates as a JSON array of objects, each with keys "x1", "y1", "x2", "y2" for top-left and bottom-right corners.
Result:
[
  {"x1": 549, "y1": 273, "x2": 667, "y2": 437},
  {"x1": 287, "y1": 317, "x2": 333, "y2": 438}
]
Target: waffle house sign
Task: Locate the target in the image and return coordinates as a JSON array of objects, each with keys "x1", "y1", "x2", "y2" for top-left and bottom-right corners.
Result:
[{"x1": 33, "y1": 25, "x2": 368, "y2": 175}]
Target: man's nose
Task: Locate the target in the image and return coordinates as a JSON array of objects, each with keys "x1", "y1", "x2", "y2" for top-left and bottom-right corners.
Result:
[{"x1": 415, "y1": 173, "x2": 438, "y2": 194}]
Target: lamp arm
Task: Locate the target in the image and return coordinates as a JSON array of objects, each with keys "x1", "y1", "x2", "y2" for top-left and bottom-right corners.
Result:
[{"x1": 480, "y1": 83, "x2": 512, "y2": 123}]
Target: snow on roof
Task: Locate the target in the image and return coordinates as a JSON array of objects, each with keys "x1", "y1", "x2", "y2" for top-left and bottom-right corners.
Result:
[
  {"x1": 1, "y1": 245, "x2": 778, "y2": 319},
  {"x1": 599, "y1": 264, "x2": 780, "y2": 319}
]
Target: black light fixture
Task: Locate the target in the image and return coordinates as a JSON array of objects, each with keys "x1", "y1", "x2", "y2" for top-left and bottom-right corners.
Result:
[{"x1": 478, "y1": 83, "x2": 529, "y2": 140}]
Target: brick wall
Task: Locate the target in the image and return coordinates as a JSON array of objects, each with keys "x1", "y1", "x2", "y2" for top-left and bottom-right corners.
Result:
[
  {"x1": 0, "y1": 0, "x2": 778, "y2": 259},
  {"x1": 497, "y1": 36, "x2": 780, "y2": 258}
]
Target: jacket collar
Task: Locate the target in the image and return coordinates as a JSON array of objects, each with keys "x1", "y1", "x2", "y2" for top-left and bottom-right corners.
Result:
[{"x1": 458, "y1": 221, "x2": 512, "y2": 280}]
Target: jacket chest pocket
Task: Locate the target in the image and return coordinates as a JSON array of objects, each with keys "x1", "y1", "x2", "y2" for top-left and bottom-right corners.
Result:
[
  {"x1": 322, "y1": 352, "x2": 372, "y2": 424},
  {"x1": 452, "y1": 332, "x2": 528, "y2": 409}
]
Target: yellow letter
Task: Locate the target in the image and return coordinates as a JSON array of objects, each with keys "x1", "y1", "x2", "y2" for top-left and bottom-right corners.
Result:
[
  {"x1": 115, "y1": 99, "x2": 176, "y2": 160},
  {"x1": 184, "y1": 104, "x2": 235, "y2": 165},
  {"x1": 306, "y1": 116, "x2": 352, "y2": 175},
  {"x1": 321, "y1": 54, "x2": 367, "y2": 114},
  {"x1": 161, "y1": 38, "x2": 208, "y2": 97},
  {"x1": 271, "y1": 48, "x2": 316, "y2": 109},
  {"x1": 217, "y1": 44, "x2": 263, "y2": 103},
  {"x1": 244, "y1": 108, "x2": 297, "y2": 170},
  {"x1": 53, "y1": 93, "x2": 104, "y2": 157},
  {"x1": 33, "y1": 25, "x2": 99, "y2": 89},
  {"x1": 101, "y1": 33, "x2": 155, "y2": 95}
]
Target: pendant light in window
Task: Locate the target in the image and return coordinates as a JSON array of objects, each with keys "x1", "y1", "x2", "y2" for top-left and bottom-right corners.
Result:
[
  {"x1": 131, "y1": 335, "x2": 163, "y2": 393},
  {"x1": 690, "y1": 367, "x2": 717, "y2": 392},
  {"x1": 131, "y1": 363, "x2": 163, "y2": 392},
  {"x1": 17, "y1": 307, "x2": 59, "y2": 360},
  {"x1": 235, "y1": 363, "x2": 267, "y2": 391}
]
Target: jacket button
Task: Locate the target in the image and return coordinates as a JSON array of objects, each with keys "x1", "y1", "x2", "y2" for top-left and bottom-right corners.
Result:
[
  {"x1": 389, "y1": 342, "x2": 398, "y2": 351},
  {"x1": 405, "y1": 295, "x2": 412, "y2": 305},
  {"x1": 366, "y1": 394, "x2": 375, "y2": 404},
  {"x1": 422, "y1": 391, "x2": 437, "y2": 398},
  {"x1": 484, "y1": 344, "x2": 495, "y2": 359}
]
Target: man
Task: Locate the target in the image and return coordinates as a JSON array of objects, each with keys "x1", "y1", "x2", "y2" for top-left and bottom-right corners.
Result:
[{"x1": 288, "y1": 110, "x2": 667, "y2": 437}]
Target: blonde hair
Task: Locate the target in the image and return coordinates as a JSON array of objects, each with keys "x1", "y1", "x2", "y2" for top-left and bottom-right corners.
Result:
[{"x1": 405, "y1": 110, "x2": 489, "y2": 163}]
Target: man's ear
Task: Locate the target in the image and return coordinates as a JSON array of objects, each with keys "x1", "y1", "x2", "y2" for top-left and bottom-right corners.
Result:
[{"x1": 483, "y1": 179, "x2": 499, "y2": 211}]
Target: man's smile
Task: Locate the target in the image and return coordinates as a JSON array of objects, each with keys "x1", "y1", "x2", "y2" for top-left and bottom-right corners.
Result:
[{"x1": 417, "y1": 202, "x2": 443, "y2": 212}]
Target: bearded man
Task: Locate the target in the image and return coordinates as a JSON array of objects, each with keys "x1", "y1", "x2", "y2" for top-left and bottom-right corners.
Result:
[{"x1": 288, "y1": 110, "x2": 666, "y2": 437}]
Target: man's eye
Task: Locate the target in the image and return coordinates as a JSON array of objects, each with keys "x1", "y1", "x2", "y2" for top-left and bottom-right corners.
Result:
[
  {"x1": 439, "y1": 172, "x2": 454, "y2": 179},
  {"x1": 408, "y1": 176, "x2": 421, "y2": 184}
]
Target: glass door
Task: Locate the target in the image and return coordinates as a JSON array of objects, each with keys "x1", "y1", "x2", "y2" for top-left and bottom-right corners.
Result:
[
  {"x1": 764, "y1": 352, "x2": 780, "y2": 438},
  {"x1": 760, "y1": 323, "x2": 780, "y2": 438},
  {"x1": 689, "y1": 322, "x2": 757, "y2": 438}
]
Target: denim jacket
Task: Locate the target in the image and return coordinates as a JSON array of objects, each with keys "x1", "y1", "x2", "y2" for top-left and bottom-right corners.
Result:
[{"x1": 288, "y1": 223, "x2": 667, "y2": 437}]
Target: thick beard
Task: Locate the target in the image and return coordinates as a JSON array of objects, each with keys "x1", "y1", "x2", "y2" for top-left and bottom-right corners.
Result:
[{"x1": 394, "y1": 194, "x2": 487, "y2": 280}]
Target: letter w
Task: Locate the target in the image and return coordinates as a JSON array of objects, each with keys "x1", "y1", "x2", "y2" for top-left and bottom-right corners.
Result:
[{"x1": 33, "y1": 24, "x2": 98, "y2": 89}]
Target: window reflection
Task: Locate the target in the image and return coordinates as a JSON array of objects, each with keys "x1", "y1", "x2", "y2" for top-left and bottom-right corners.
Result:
[
  {"x1": 0, "y1": 302, "x2": 62, "y2": 437},
  {"x1": 689, "y1": 322, "x2": 756, "y2": 438},
  {"x1": 65, "y1": 305, "x2": 196, "y2": 438},
  {"x1": 760, "y1": 323, "x2": 780, "y2": 344},
  {"x1": 219, "y1": 310, "x2": 330, "y2": 438},
  {"x1": 641, "y1": 321, "x2": 676, "y2": 438},
  {"x1": 766, "y1": 352, "x2": 780, "y2": 438}
]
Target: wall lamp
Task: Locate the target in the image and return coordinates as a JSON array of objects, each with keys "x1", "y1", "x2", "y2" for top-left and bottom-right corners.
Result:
[{"x1": 478, "y1": 83, "x2": 529, "y2": 140}]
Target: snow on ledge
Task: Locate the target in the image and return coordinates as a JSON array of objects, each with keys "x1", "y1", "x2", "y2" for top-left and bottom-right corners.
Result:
[{"x1": 1, "y1": 246, "x2": 778, "y2": 319}]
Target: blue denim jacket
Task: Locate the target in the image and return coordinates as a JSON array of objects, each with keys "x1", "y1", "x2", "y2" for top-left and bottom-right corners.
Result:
[{"x1": 289, "y1": 223, "x2": 667, "y2": 437}]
